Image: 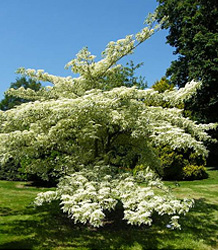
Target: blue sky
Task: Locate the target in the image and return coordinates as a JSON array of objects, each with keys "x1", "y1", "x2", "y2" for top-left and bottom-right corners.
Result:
[{"x1": 0, "y1": 0, "x2": 176, "y2": 100}]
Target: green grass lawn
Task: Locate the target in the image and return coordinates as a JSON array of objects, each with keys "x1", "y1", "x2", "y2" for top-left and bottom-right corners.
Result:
[{"x1": 0, "y1": 169, "x2": 218, "y2": 250}]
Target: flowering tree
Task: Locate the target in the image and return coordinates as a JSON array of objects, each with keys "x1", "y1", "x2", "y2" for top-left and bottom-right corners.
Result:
[{"x1": 0, "y1": 14, "x2": 216, "y2": 228}]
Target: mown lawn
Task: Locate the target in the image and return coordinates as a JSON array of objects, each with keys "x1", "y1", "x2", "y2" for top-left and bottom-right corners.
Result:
[{"x1": 0, "y1": 169, "x2": 218, "y2": 250}]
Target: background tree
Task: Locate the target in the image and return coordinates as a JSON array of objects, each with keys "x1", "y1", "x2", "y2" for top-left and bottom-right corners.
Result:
[
  {"x1": 0, "y1": 77, "x2": 42, "y2": 111},
  {"x1": 156, "y1": 0, "x2": 218, "y2": 94},
  {"x1": 156, "y1": 0, "x2": 218, "y2": 164},
  {"x1": 152, "y1": 76, "x2": 174, "y2": 93}
]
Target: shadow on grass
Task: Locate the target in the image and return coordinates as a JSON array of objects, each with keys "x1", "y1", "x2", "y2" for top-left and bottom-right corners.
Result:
[{"x1": 0, "y1": 199, "x2": 218, "y2": 250}]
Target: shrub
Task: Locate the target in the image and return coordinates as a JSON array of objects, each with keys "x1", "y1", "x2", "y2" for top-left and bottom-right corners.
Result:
[
  {"x1": 0, "y1": 158, "x2": 27, "y2": 181},
  {"x1": 183, "y1": 165, "x2": 208, "y2": 180},
  {"x1": 133, "y1": 164, "x2": 146, "y2": 175},
  {"x1": 156, "y1": 146, "x2": 207, "y2": 180},
  {"x1": 0, "y1": 155, "x2": 60, "y2": 186},
  {"x1": 133, "y1": 163, "x2": 163, "y2": 177}
]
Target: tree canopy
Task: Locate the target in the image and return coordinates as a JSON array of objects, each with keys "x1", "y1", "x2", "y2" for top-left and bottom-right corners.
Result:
[{"x1": 0, "y1": 14, "x2": 215, "y2": 228}]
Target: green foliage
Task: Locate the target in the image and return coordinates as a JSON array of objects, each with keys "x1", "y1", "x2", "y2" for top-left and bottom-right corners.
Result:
[
  {"x1": 0, "y1": 77, "x2": 42, "y2": 111},
  {"x1": 158, "y1": 147, "x2": 185, "y2": 180},
  {"x1": 157, "y1": 146, "x2": 206, "y2": 180},
  {"x1": 152, "y1": 77, "x2": 174, "y2": 93},
  {"x1": 132, "y1": 163, "x2": 162, "y2": 177},
  {"x1": 157, "y1": 0, "x2": 218, "y2": 91},
  {"x1": 133, "y1": 164, "x2": 146, "y2": 176},
  {"x1": 0, "y1": 154, "x2": 60, "y2": 184},
  {"x1": 19, "y1": 152, "x2": 65, "y2": 184},
  {"x1": 0, "y1": 158, "x2": 27, "y2": 181},
  {"x1": 183, "y1": 165, "x2": 208, "y2": 180},
  {"x1": 133, "y1": 162, "x2": 163, "y2": 177}
]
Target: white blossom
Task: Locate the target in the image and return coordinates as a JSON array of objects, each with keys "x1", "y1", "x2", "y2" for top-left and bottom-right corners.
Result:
[{"x1": 0, "y1": 13, "x2": 214, "y2": 229}]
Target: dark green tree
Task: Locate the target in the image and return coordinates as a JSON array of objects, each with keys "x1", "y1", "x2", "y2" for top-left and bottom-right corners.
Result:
[
  {"x1": 156, "y1": 0, "x2": 218, "y2": 121},
  {"x1": 156, "y1": 0, "x2": 218, "y2": 164},
  {"x1": 0, "y1": 77, "x2": 42, "y2": 111}
]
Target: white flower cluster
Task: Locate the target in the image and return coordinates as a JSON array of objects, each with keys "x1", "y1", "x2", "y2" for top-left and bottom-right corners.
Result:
[
  {"x1": 163, "y1": 80, "x2": 202, "y2": 105},
  {"x1": 0, "y1": 83, "x2": 216, "y2": 170},
  {"x1": 35, "y1": 165, "x2": 194, "y2": 228},
  {"x1": 136, "y1": 27, "x2": 154, "y2": 43}
]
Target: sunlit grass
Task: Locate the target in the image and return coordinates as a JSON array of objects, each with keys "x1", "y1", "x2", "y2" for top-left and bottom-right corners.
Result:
[{"x1": 0, "y1": 169, "x2": 218, "y2": 249}]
